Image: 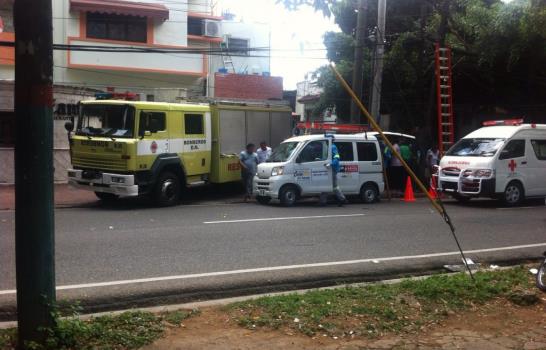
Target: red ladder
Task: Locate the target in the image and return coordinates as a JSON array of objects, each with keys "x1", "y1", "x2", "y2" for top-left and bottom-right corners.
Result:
[{"x1": 434, "y1": 43, "x2": 455, "y2": 154}]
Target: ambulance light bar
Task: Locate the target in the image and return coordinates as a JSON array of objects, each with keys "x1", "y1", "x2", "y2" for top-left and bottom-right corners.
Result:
[{"x1": 482, "y1": 118, "x2": 523, "y2": 126}]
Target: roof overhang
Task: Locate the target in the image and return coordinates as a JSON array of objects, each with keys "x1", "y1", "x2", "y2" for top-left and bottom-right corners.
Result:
[
  {"x1": 297, "y1": 94, "x2": 320, "y2": 103},
  {"x1": 70, "y1": 0, "x2": 169, "y2": 20}
]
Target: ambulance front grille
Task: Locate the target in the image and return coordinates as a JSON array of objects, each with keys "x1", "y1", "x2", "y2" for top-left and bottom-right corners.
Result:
[{"x1": 72, "y1": 156, "x2": 128, "y2": 171}]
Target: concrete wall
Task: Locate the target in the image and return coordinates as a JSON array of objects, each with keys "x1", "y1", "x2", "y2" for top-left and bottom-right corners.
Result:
[{"x1": 208, "y1": 20, "x2": 271, "y2": 97}]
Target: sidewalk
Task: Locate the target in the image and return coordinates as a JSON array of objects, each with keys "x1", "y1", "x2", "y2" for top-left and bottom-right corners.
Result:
[{"x1": 0, "y1": 184, "x2": 97, "y2": 210}]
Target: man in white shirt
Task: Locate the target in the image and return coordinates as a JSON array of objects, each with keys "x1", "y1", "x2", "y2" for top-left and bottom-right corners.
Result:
[{"x1": 256, "y1": 141, "x2": 272, "y2": 164}]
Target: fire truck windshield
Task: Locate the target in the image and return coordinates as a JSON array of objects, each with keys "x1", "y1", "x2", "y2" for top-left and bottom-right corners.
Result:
[{"x1": 77, "y1": 104, "x2": 136, "y2": 138}]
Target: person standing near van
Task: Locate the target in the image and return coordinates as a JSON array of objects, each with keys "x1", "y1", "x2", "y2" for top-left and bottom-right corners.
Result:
[
  {"x1": 390, "y1": 139, "x2": 404, "y2": 194},
  {"x1": 426, "y1": 144, "x2": 440, "y2": 182},
  {"x1": 399, "y1": 140, "x2": 412, "y2": 191},
  {"x1": 256, "y1": 141, "x2": 272, "y2": 164},
  {"x1": 331, "y1": 144, "x2": 347, "y2": 206},
  {"x1": 239, "y1": 143, "x2": 258, "y2": 202}
]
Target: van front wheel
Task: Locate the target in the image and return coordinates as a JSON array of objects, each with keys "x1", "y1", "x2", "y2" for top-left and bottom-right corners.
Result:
[
  {"x1": 154, "y1": 171, "x2": 181, "y2": 207},
  {"x1": 503, "y1": 181, "x2": 524, "y2": 207},
  {"x1": 279, "y1": 186, "x2": 298, "y2": 207}
]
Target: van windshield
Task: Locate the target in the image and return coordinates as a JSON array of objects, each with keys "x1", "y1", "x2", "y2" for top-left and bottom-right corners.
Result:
[
  {"x1": 77, "y1": 104, "x2": 135, "y2": 138},
  {"x1": 446, "y1": 138, "x2": 505, "y2": 157},
  {"x1": 268, "y1": 142, "x2": 300, "y2": 162}
]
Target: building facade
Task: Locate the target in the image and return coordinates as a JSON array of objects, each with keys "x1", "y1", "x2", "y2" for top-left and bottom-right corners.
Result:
[
  {"x1": 295, "y1": 79, "x2": 337, "y2": 123},
  {"x1": 0, "y1": 0, "x2": 278, "y2": 184}
]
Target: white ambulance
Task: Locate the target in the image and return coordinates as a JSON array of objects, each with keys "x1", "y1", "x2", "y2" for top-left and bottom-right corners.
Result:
[
  {"x1": 254, "y1": 134, "x2": 384, "y2": 206},
  {"x1": 437, "y1": 120, "x2": 546, "y2": 206}
]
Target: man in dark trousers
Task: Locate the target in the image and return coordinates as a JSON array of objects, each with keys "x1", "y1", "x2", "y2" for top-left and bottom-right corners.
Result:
[{"x1": 239, "y1": 143, "x2": 258, "y2": 202}]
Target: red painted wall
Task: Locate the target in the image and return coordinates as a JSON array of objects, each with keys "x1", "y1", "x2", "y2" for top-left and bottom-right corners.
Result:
[{"x1": 214, "y1": 73, "x2": 283, "y2": 100}]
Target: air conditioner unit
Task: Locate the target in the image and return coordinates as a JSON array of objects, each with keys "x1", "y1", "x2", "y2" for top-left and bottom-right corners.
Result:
[{"x1": 203, "y1": 20, "x2": 221, "y2": 38}]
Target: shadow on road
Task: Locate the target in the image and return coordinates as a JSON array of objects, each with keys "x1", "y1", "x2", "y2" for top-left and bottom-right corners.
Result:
[
  {"x1": 441, "y1": 197, "x2": 546, "y2": 209},
  {"x1": 87, "y1": 182, "x2": 246, "y2": 211}
]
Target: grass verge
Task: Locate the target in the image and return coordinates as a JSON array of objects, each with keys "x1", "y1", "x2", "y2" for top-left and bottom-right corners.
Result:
[
  {"x1": 0, "y1": 308, "x2": 199, "y2": 350},
  {"x1": 227, "y1": 266, "x2": 536, "y2": 338}
]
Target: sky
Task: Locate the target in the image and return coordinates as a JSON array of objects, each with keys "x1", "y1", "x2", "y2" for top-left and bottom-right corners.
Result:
[{"x1": 219, "y1": 0, "x2": 340, "y2": 90}]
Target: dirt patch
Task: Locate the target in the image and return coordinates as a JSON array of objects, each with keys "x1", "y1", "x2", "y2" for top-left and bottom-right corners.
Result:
[{"x1": 145, "y1": 298, "x2": 546, "y2": 350}]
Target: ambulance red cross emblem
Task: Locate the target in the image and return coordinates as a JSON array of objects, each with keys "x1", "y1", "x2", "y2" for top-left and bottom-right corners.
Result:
[{"x1": 508, "y1": 159, "x2": 517, "y2": 172}]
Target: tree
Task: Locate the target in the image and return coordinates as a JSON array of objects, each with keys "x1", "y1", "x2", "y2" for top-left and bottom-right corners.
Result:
[{"x1": 280, "y1": 0, "x2": 546, "y2": 135}]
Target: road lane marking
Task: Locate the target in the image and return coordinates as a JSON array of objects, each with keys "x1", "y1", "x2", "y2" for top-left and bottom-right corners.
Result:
[
  {"x1": 1, "y1": 242, "x2": 545, "y2": 295},
  {"x1": 203, "y1": 213, "x2": 366, "y2": 224}
]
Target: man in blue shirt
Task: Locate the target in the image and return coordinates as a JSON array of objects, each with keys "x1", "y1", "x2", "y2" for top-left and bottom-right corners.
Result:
[
  {"x1": 319, "y1": 143, "x2": 347, "y2": 206},
  {"x1": 239, "y1": 143, "x2": 258, "y2": 202},
  {"x1": 331, "y1": 144, "x2": 347, "y2": 206}
]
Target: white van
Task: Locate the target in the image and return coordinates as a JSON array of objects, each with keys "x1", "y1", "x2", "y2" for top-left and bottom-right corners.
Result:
[
  {"x1": 438, "y1": 122, "x2": 546, "y2": 206},
  {"x1": 254, "y1": 134, "x2": 384, "y2": 206}
]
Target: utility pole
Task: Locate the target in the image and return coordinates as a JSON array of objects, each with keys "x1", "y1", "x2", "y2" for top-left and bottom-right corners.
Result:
[
  {"x1": 14, "y1": 0, "x2": 56, "y2": 345},
  {"x1": 370, "y1": 0, "x2": 386, "y2": 123},
  {"x1": 350, "y1": 0, "x2": 367, "y2": 124}
]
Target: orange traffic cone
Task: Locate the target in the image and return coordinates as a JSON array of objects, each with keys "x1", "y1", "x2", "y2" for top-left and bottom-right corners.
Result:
[
  {"x1": 402, "y1": 176, "x2": 416, "y2": 202},
  {"x1": 428, "y1": 176, "x2": 438, "y2": 199}
]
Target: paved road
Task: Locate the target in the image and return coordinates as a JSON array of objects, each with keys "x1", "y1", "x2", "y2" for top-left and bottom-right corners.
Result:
[{"x1": 1, "y1": 195, "x2": 545, "y2": 315}]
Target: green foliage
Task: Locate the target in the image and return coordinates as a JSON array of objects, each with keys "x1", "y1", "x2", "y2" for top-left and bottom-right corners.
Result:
[
  {"x1": 0, "y1": 328, "x2": 16, "y2": 349},
  {"x1": 284, "y1": 0, "x2": 546, "y2": 132},
  {"x1": 0, "y1": 307, "x2": 201, "y2": 349},
  {"x1": 228, "y1": 267, "x2": 534, "y2": 338},
  {"x1": 41, "y1": 311, "x2": 164, "y2": 350}
]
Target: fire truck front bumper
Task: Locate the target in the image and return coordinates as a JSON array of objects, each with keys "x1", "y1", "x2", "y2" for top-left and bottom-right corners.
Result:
[{"x1": 67, "y1": 169, "x2": 139, "y2": 197}]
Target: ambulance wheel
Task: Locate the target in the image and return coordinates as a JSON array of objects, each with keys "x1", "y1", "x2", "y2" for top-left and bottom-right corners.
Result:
[
  {"x1": 154, "y1": 171, "x2": 180, "y2": 207},
  {"x1": 256, "y1": 196, "x2": 272, "y2": 205},
  {"x1": 502, "y1": 181, "x2": 524, "y2": 207},
  {"x1": 360, "y1": 183, "x2": 379, "y2": 203},
  {"x1": 95, "y1": 192, "x2": 119, "y2": 202},
  {"x1": 279, "y1": 185, "x2": 298, "y2": 207}
]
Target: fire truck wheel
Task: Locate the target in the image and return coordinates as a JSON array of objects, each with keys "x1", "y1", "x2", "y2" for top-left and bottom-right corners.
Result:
[
  {"x1": 502, "y1": 181, "x2": 524, "y2": 207},
  {"x1": 154, "y1": 171, "x2": 181, "y2": 207},
  {"x1": 94, "y1": 192, "x2": 119, "y2": 202}
]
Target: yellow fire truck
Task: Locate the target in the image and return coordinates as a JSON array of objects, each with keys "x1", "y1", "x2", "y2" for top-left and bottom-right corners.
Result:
[{"x1": 65, "y1": 98, "x2": 292, "y2": 206}]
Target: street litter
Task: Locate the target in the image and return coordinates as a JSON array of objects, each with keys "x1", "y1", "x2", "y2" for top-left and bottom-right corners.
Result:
[
  {"x1": 444, "y1": 260, "x2": 481, "y2": 272},
  {"x1": 108, "y1": 226, "x2": 114, "y2": 230},
  {"x1": 489, "y1": 264, "x2": 499, "y2": 269},
  {"x1": 529, "y1": 268, "x2": 538, "y2": 275},
  {"x1": 293, "y1": 318, "x2": 300, "y2": 323}
]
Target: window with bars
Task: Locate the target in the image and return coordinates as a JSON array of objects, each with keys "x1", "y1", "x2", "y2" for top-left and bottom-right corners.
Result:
[{"x1": 86, "y1": 12, "x2": 147, "y2": 43}]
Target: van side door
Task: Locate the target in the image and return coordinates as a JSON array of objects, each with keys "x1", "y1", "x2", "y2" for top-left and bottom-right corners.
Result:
[
  {"x1": 496, "y1": 139, "x2": 530, "y2": 194},
  {"x1": 529, "y1": 138, "x2": 546, "y2": 195},
  {"x1": 333, "y1": 141, "x2": 359, "y2": 193},
  {"x1": 356, "y1": 141, "x2": 383, "y2": 190},
  {"x1": 294, "y1": 139, "x2": 331, "y2": 194}
]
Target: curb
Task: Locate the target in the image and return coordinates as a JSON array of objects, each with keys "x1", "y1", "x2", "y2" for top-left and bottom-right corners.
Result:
[{"x1": 0, "y1": 264, "x2": 525, "y2": 330}]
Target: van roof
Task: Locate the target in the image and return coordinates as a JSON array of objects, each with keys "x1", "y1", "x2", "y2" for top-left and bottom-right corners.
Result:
[
  {"x1": 285, "y1": 134, "x2": 378, "y2": 143},
  {"x1": 464, "y1": 124, "x2": 546, "y2": 139},
  {"x1": 362, "y1": 131, "x2": 416, "y2": 140}
]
